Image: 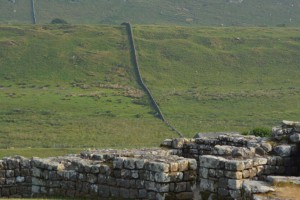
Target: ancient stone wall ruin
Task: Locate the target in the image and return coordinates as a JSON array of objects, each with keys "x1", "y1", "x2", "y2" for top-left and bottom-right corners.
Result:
[{"x1": 0, "y1": 121, "x2": 299, "y2": 199}]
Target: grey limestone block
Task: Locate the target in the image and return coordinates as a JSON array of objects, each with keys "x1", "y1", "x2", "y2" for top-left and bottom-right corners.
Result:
[
  {"x1": 145, "y1": 162, "x2": 169, "y2": 173},
  {"x1": 199, "y1": 155, "x2": 225, "y2": 169},
  {"x1": 175, "y1": 182, "x2": 186, "y2": 192},
  {"x1": 224, "y1": 171, "x2": 243, "y2": 180},
  {"x1": 155, "y1": 172, "x2": 171, "y2": 183},
  {"x1": 225, "y1": 160, "x2": 245, "y2": 171},
  {"x1": 120, "y1": 188, "x2": 130, "y2": 199},
  {"x1": 129, "y1": 188, "x2": 139, "y2": 199}
]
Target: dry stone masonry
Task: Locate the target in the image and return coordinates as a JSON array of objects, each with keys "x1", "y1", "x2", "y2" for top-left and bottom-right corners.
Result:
[{"x1": 0, "y1": 121, "x2": 299, "y2": 199}]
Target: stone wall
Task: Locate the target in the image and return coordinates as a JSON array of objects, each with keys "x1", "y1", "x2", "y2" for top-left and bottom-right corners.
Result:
[
  {"x1": 0, "y1": 121, "x2": 299, "y2": 199},
  {"x1": 0, "y1": 149, "x2": 196, "y2": 199}
]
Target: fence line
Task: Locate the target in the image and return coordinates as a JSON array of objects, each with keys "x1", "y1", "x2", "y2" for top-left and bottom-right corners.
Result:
[
  {"x1": 122, "y1": 22, "x2": 184, "y2": 138},
  {"x1": 31, "y1": 0, "x2": 36, "y2": 24}
]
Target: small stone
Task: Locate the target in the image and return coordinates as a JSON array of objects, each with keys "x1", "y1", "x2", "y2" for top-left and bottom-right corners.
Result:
[
  {"x1": 161, "y1": 139, "x2": 173, "y2": 147},
  {"x1": 224, "y1": 171, "x2": 243, "y2": 179}
]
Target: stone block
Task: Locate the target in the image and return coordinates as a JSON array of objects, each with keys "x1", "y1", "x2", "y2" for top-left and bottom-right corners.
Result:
[
  {"x1": 199, "y1": 178, "x2": 218, "y2": 192},
  {"x1": 175, "y1": 192, "x2": 194, "y2": 200},
  {"x1": 138, "y1": 189, "x2": 147, "y2": 198},
  {"x1": 218, "y1": 188, "x2": 229, "y2": 196},
  {"x1": 243, "y1": 170, "x2": 250, "y2": 178},
  {"x1": 16, "y1": 176, "x2": 25, "y2": 183},
  {"x1": 225, "y1": 160, "x2": 245, "y2": 171},
  {"x1": 175, "y1": 182, "x2": 186, "y2": 192},
  {"x1": 6, "y1": 169, "x2": 14, "y2": 178},
  {"x1": 178, "y1": 159, "x2": 189, "y2": 171},
  {"x1": 172, "y1": 138, "x2": 186, "y2": 149},
  {"x1": 228, "y1": 179, "x2": 243, "y2": 190},
  {"x1": 170, "y1": 162, "x2": 179, "y2": 172},
  {"x1": 253, "y1": 157, "x2": 268, "y2": 166},
  {"x1": 86, "y1": 173, "x2": 97, "y2": 183},
  {"x1": 218, "y1": 178, "x2": 228, "y2": 189},
  {"x1": 145, "y1": 162, "x2": 169, "y2": 172},
  {"x1": 243, "y1": 159, "x2": 253, "y2": 169},
  {"x1": 32, "y1": 168, "x2": 41, "y2": 177},
  {"x1": 98, "y1": 185, "x2": 110, "y2": 198},
  {"x1": 110, "y1": 186, "x2": 120, "y2": 198},
  {"x1": 145, "y1": 181, "x2": 156, "y2": 191},
  {"x1": 113, "y1": 157, "x2": 124, "y2": 169},
  {"x1": 156, "y1": 183, "x2": 170, "y2": 192},
  {"x1": 120, "y1": 188, "x2": 130, "y2": 199},
  {"x1": 199, "y1": 167, "x2": 208, "y2": 179},
  {"x1": 129, "y1": 188, "x2": 138, "y2": 198},
  {"x1": 229, "y1": 189, "x2": 241, "y2": 199},
  {"x1": 224, "y1": 171, "x2": 243, "y2": 179},
  {"x1": 187, "y1": 159, "x2": 197, "y2": 170},
  {"x1": 155, "y1": 172, "x2": 171, "y2": 183},
  {"x1": 135, "y1": 159, "x2": 146, "y2": 169},
  {"x1": 274, "y1": 145, "x2": 292, "y2": 157},
  {"x1": 32, "y1": 185, "x2": 40, "y2": 193},
  {"x1": 199, "y1": 155, "x2": 224, "y2": 169},
  {"x1": 124, "y1": 158, "x2": 135, "y2": 169},
  {"x1": 290, "y1": 133, "x2": 300, "y2": 143},
  {"x1": 136, "y1": 180, "x2": 144, "y2": 188}
]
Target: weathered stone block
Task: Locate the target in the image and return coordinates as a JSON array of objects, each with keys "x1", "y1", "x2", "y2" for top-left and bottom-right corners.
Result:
[
  {"x1": 274, "y1": 145, "x2": 292, "y2": 157},
  {"x1": 155, "y1": 172, "x2": 171, "y2": 183},
  {"x1": 156, "y1": 183, "x2": 170, "y2": 192},
  {"x1": 138, "y1": 189, "x2": 147, "y2": 198},
  {"x1": 199, "y1": 155, "x2": 225, "y2": 169},
  {"x1": 135, "y1": 159, "x2": 146, "y2": 169},
  {"x1": 113, "y1": 157, "x2": 124, "y2": 169},
  {"x1": 145, "y1": 162, "x2": 169, "y2": 172},
  {"x1": 175, "y1": 192, "x2": 194, "y2": 200},
  {"x1": 124, "y1": 158, "x2": 135, "y2": 169},
  {"x1": 98, "y1": 185, "x2": 110, "y2": 198},
  {"x1": 225, "y1": 160, "x2": 245, "y2": 171},
  {"x1": 120, "y1": 188, "x2": 130, "y2": 198},
  {"x1": 110, "y1": 186, "x2": 120, "y2": 198},
  {"x1": 229, "y1": 189, "x2": 241, "y2": 199},
  {"x1": 175, "y1": 182, "x2": 187, "y2": 192},
  {"x1": 242, "y1": 170, "x2": 250, "y2": 178},
  {"x1": 199, "y1": 178, "x2": 218, "y2": 192},
  {"x1": 129, "y1": 188, "x2": 138, "y2": 199},
  {"x1": 199, "y1": 167, "x2": 208, "y2": 179},
  {"x1": 228, "y1": 179, "x2": 243, "y2": 190},
  {"x1": 224, "y1": 171, "x2": 243, "y2": 179},
  {"x1": 253, "y1": 157, "x2": 268, "y2": 166},
  {"x1": 218, "y1": 188, "x2": 229, "y2": 196},
  {"x1": 170, "y1": 162, "x2": 179, "y2": 172},
  {"x1": 178, "y1": 159, "x2": 189, "y2": 171}
]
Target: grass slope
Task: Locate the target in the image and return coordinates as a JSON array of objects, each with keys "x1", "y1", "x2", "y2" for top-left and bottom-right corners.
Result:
[
  {"x1": 1, "y1": 0, "x2": 300, "y2": 26},
  {"x1": 0, "y1": 25, "x2": 174, "y2": 152},
  {"x1": 134, "y1": 26, "x2": 300, "y2": 136}
]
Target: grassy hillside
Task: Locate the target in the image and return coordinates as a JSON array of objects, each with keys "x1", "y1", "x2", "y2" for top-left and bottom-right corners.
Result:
[
  {"x1": 1, "y1": 0, "x2": 300, "y2": 26},
  {"x1": 133, "y1": 26, "x2": 300, "y2": 136},
  {"x1": 0, "y1": 0, "x2": 32, "y2": 24},
  {"x1": 0, "y1": 24, "x2": 174, "y2": 151}
]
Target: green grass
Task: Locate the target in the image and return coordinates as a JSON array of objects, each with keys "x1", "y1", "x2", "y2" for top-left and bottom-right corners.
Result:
[
  {"x1": 2, "y1": 24, "x2": 300, "y2": 156},
  {"x1": 1, "y1": 0, "x2": 300, "y2": 27},
  {"x1": 133, "y1": 25, "x2": 300, "y2": 136},
  {"x1": 0, "y1": 24, "x2": 174, "y2": 152}
]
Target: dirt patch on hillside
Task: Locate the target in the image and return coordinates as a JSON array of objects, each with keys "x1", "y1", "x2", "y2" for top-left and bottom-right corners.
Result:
[
  {"x1": 259, "y1": 184, "x2": 300, "y2": 200},
  {"x1": 0, "y1": 40, "x2": 17, "y2": 47}
]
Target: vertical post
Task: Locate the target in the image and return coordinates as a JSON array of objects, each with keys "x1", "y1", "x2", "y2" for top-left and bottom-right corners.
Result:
[{"x1": 31, "y1": 0, "x2": 36, "y2": 24}]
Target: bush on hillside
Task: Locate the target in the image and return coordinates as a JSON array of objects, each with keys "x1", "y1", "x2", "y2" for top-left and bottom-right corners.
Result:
[
  {"x1": 51, "y1": 18, "x2": 68, "y2": 24},
  {"x1": 242, "y1": 127, "x2": 272, "y2": 137}
]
